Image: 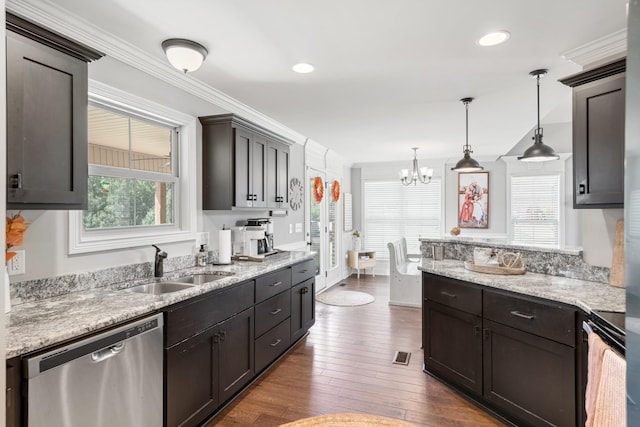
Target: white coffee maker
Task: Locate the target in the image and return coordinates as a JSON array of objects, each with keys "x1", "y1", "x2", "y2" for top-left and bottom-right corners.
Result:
[{"x1": 243, "y1": 226, "x2": 267, "y2": 256}]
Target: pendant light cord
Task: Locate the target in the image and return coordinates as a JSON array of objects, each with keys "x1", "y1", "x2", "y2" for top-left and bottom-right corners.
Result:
[{"x1": 536, "y1": 73, "x2": 541, "y2": 132}]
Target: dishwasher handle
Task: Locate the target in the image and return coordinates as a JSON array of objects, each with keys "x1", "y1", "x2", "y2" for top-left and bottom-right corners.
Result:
[{"x1": 91, "y1": 342, "x2": 125, "y2": 363}]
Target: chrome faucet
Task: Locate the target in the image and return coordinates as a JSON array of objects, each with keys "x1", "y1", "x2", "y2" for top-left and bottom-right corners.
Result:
[{"x1": 152, "y1": 245, "x2": 167, "y2": 277}]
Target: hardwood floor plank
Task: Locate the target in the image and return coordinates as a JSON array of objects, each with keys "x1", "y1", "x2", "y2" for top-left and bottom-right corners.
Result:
[{"x1": 209, "y1": 275, "x2": 505, "y2": 426}]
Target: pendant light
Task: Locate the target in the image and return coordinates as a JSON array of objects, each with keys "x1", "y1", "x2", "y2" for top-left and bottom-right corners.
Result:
[
  {"x1": 400, "y1": 147, "x2": 433, "y2": 185},
  {"x1": 451, "y1": 97, "x2": 484, "y2": 172},
  {"x1": 518, "y1": 69, "x2": 560, "y2": 162}
]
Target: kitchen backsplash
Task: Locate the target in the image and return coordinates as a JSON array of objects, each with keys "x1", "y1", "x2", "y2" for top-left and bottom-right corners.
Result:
[
  {"x1": 8, "y1": 253, "x2": 199, "y2": 306},
  {"x1": 419, "y1": 238, "x2": 610, "y2": 284}
]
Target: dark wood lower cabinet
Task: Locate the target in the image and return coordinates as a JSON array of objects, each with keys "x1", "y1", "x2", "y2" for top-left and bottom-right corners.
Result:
[
  {"x1": 483, "y1": 320, "x2": 576, "y2": 427},
  {"x1": 166, "y1": 327, "x2": 219, "y2": 427},
  {"x1": 165, "y1": 307, "x2": 254, "y2": 427},
  {"x1": 218, "y1": 308, "x2": 255, "y2": 403},
  {"x1": 291, "y1": 277, "x2": 315, "y2": 342},
  {"x1": 422, "y1": 272, "x2": 580, "y2": 427},
  {"x1": 424, "y1": 301, "x2": 482, "y2": 396}
]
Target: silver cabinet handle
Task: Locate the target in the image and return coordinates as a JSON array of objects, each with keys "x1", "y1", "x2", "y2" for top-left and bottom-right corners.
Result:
[
  {"x1": 270, "y1": 308, "x2": 282, "y2": 315},
  {"x1": 440, "y1": 291, "x2": 457, "y2": 298},
  {"x1": 270, "y1": 281, "x2": 283, "y2": 287},
  {"x1": 270, "y1": 339, "x2": 282, "y2": 347},
  {"x1": 10, "y1": 173, "x2": 22, "y2": 189},
  {"x1": 510, "y1": 310, "x2": 535, "y2": 320},
  {"x1": 91, "y1": 342, "x2": 124, "y2": 363}
]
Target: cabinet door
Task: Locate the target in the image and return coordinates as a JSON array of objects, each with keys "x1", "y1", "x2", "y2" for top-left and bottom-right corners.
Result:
[
  {"x1": 483, "y1": 320, "x2": 575, "y2": 427},
  {"x1": 235, "y1": 127, "x2": 254, "y2": 207},
  {"x1": 7, "y1": 31, "x2": 88, "y2": 209},
  {"x1": 251, "y1": 135, "x2": 267, "y2": 208},
  {"x1": 573, "y1": 73, "x2": 625, "y2": 208},
  {"x1": 217, "y1": 308, "x2": 255, "y2": 403},
  {"x1": 277, "y1": 145, "x2": 290, "y2": 206},
  {"x1": 424, "y1": 301, "x2": 483, "y2": 396},
  {"x1": 166, "y1": 327, "x2": 219, "y2": 427},
  {"x1": 291, "y1": 278, "x2": 315, "y2": 342},
  {"x1": 267, "y1": 141, "x2": 290, "y2": 208}
]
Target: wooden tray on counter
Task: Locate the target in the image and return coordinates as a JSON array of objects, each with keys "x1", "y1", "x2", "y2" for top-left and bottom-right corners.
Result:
[{"x1": 464, "y1": 260, "x2": 526, "y2": 275}]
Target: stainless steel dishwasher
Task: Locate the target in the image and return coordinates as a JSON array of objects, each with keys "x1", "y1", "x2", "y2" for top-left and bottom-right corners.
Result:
[{"x1": 25, "y1": 313, "x2": 164, "y2": 427}]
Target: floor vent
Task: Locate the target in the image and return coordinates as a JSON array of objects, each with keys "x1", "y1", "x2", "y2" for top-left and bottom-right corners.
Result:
[{"x1": 392, "y1": 351, "x2": 411, "y2": 365}]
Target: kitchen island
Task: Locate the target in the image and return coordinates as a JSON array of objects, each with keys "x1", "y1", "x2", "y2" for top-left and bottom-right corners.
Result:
[{"x1": 419, "y1": 258, "x2": 624, "y2": 427}]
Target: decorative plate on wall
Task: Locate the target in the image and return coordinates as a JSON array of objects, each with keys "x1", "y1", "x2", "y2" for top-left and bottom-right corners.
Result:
[{"x1": 289, "y1": 177, "x2": 303, "y2": 211}]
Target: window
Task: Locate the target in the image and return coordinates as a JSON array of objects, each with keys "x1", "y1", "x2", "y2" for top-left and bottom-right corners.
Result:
[
  {"x1": 69, "y1": 81, "x2": 196, "y2": 254},
  {"x1": 85, "y1": 105, "x2": 177, "y2": 230},
  {"x1": 363, "y1": 179, "x2": 442, "y2": 257},
  {"x1": 510, "y1": 174, "x2": 560, "y2": 247}
]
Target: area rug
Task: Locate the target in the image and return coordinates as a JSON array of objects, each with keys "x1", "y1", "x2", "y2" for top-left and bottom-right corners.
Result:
[
  {"x1": 316, "y1": 290, "x2": 374, "y2": 306},
  {"x1": 280, "y1": 413, "x2": 417, "y2": 426}
]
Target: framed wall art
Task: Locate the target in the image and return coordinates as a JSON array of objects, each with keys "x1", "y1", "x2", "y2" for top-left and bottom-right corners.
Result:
[{"x1": 457, "y1": 171, "x2": 489, "y2": 229}]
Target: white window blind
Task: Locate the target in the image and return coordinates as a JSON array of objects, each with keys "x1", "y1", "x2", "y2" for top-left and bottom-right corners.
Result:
[
  {"x1": 363, "y1": 179, "x2": 441, "y2": 258},
  {"x1": 510, "y1": 175, "x2": 560, "y2": 247}
]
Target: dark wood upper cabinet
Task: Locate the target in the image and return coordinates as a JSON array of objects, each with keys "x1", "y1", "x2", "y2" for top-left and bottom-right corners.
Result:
[
  {"x1": 199, "y1": 114, "x2": 292, "y2": 210},
  {"x1": 6, "y1": 13, "x2": 103, "y2": 210},
  {"x1": 560, "y1": 59, "x2": 625, "y2": 209}
]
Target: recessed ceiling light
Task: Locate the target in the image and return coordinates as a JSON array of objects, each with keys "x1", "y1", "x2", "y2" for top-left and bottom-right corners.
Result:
[
  {"x1": 293, "y1": 63, "x2": 315, "y2": 74},
  {"x1": 477, "y1": 31, "x2": 511, "y2": 47}
]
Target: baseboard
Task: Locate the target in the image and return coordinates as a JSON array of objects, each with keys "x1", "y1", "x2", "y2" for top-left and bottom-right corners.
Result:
[{"x1": 389, "y1": 301, "x2": 421, "y2": 308}]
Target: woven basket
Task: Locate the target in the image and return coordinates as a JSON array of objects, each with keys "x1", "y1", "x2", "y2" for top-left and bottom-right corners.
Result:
[{"x1": 464, "y1": 260, "x2": 525, "y2": 275}]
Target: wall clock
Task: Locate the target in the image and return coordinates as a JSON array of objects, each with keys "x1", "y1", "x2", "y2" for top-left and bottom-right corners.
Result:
[{"x1": 289, "y1": 177, "x2": 303, "y2": 211}]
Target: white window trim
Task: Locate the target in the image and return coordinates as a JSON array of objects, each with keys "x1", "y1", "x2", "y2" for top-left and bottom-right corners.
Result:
[
  {"x1": 503, "y1": 155, "x2": 570, "y2": 248},
  {"x1": 69, "y1": 80, "x2": 197, "y2": 254}
]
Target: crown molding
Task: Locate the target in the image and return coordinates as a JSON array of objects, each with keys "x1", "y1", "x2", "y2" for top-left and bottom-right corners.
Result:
[
  {"x1": 560, "y1": 29, "x2": 627, "y2": 68},
  {"x1": 6, "y1": 0, "x2": 307, "y2": 145}
]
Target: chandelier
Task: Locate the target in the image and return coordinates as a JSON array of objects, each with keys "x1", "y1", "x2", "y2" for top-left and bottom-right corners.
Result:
[{"x1": 400, "y1": 148, "x2": 433, "y2": 186}]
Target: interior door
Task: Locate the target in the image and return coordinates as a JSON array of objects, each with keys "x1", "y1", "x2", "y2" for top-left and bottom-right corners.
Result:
[{"x1": 307, "y1": 168, "x2": 326, "y2": 292}]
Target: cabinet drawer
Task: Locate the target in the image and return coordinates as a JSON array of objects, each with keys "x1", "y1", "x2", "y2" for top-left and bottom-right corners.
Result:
[
  {"x1": 255, "y1": 290, "x2": 291, "y2": 338},
  {"x1": 165, "y1": 280, "x2": 254, "y2": 347},
  {"x1": 423, "y1": 274, "x2": 481, "y2": 316},
  {"x1": 292, "y1": 259, "x2": 316, "y2": 284},
  {"x1": 256, "y1": 268, "x2": 292, "y2": 303},
  {"x1": 255, "y1": 318, "x2": 291, "y2": 373},
  {"x1": 483, "y1": 291, "x2": 575, "y2": 346}
]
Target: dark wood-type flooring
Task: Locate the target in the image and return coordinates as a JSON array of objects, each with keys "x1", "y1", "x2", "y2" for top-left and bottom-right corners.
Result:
[{"x1": 210, "y1": 274, "x2": 504, "y2": 426}]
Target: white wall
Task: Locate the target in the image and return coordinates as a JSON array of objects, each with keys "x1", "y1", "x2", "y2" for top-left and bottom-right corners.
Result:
[{"x1": 11, "y1": 56, "x2": 305, "y2": 282}]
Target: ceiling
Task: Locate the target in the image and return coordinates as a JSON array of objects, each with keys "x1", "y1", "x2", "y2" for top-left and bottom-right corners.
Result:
[{"x1": 27, "y1": 0, "x2": 629, "y2": 164}]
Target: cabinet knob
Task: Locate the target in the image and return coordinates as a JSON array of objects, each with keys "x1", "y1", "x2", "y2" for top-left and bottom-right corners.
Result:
[
  {"x1": 213, "y1": 333, "x2": 220, "y2": 344},
  {"x1": 579, "y1": 184, "x2": 586, "y2": 195},
  {"x1": 440, "y1": 291, "x2": 457, "y2": 298},
  {"x1": 270, "y1": 308, "x2": 282, "y2": 315},
  {"x1": 483, "y1": 328, "x2": 489, "y2": 340},
  {"x1": 300, "y1": 287, "x2": 308, "y2": 294},
  {"x1": 219, "y1": 331, "x2": 226, "y2": 341},
  {"x1": 474, "y1": 324, "x2": 481, "y2": 336},
  {"x1": 247, "y1": 194, "x2": 253, "y2": 201}
]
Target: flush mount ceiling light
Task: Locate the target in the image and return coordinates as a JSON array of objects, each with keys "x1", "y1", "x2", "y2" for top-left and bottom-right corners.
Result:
[
  {"x1": 399, "y1": 147, "x2": 433, "y2": 186},
  {"x1": 292, "y1": 63, "x2": 315, "y2": 73},
  {"x1": 477, "y1": 30, "x2": 511, "y2": 47},
  {"x1": 452, "y1": 98, "x2": 484, "y2": 172},
  {"x1": 518, "y1": 69, "x2": 560, "y2": 162},
  {"x1": 161, "y1": 38, "x2": 208, "y2": 73}
]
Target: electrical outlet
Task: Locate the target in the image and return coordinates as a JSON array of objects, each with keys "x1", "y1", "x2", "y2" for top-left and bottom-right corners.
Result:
[{"x1": 8, "y1": 250, "x2": 25, "y2": 276}]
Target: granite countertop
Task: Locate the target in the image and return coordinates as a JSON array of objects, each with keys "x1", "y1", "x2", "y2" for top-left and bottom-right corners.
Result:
[
  {"x1": 419, "y1": 259, "x2": 625, "y2": 313},
  {"x1": 6, "y1": 251, "x2": 314, "y2": 359}
]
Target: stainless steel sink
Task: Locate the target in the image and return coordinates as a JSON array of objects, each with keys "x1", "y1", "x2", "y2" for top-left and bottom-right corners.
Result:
[
  {"x1": 174, "y1": 272, "x2": 234, "y2": 285},
  {"x1": 127, "y1": 282, "x2": 196, "y2": 295}
]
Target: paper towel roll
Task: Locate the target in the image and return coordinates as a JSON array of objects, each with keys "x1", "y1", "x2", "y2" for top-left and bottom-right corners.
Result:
[{"x1": 218, "y1": 229, "x2": 231, "y2": 264}]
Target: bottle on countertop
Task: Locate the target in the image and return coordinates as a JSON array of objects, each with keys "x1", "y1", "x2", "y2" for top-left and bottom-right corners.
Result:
[{"x1": 197, "y1": 244, "x2": 208, "y2": 267}]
